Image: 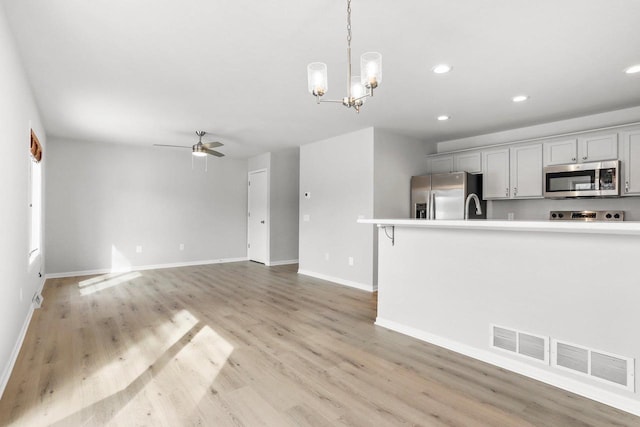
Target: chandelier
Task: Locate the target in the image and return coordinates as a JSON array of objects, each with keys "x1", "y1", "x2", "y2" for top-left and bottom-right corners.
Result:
[{"x1": 307, "y1": 0, "x2": 382, "y2": 113}]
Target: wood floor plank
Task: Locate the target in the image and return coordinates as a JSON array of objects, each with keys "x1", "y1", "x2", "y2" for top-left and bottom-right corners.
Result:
[{"x1": 1, "y1": 262, "x2": 639, "y2": 426}]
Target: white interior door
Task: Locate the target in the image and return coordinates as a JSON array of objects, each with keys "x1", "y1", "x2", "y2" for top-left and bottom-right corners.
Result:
[{"x1": 248, "y1": 170, "x2": 268, "y2": 263}]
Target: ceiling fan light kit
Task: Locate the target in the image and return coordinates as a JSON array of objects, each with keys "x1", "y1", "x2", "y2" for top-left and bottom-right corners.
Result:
[{"x1": 307, "y1": 0, "x2": 382, "y2": 113}]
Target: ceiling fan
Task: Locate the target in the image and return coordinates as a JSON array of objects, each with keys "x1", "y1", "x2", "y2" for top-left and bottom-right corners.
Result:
[{"x1": 154, "y1": 131, "x2": 225, "y2": 157}]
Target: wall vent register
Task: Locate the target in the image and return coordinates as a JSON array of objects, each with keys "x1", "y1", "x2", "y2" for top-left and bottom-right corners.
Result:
[
  {"x1": 552, "y1": 339, "x2": 635, "y2": 392},
  {"x1": 491, "y1": 325, "x2": 549, "y2": 364},
  {"x1": 549, "y1": 210, "x2": 624, "y2": 221}
]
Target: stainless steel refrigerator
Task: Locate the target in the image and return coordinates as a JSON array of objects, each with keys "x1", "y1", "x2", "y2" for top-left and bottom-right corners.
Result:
[{"x1": 410, "y1": 172, "x2": 486, "y2": 220}]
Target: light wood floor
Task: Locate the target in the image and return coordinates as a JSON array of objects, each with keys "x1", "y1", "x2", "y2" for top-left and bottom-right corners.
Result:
[{"x1": 1, "y1": 262, "x2": 639, "y2": 426}]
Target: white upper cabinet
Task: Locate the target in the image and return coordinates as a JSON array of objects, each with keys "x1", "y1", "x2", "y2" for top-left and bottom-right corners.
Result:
[
  {"x1": 543, "y1": 134, "x2": 618, "y2": 166},
  {"x1": 577, "y1": 134, "x2": 618, "y2": 163},
  {"x1": 454, "y1": 151, "x2": 482, "y2": 174},
  {"x1": 483, "y1": 144, "x2": 543, "y2": 200},
  {"x1": 510, "y1": 144, "x2": 543, "y2": 198},
  {"x1": 426, "y1": 154, "x2": 454, "y2": 174},
  {"x1": 621, "y1": 129, "x2": 640, "y2": 195},
  {"x1": 543, "y1": 139, "x2": 577, "y2": 166},
  {"x1": 482, "y1": 148, "x2": 510, "y2": 199}
]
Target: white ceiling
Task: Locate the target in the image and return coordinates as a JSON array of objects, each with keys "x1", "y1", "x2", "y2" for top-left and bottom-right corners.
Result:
[{"x1": 3, "y1": 0, "x2": 640, "y2": 157}]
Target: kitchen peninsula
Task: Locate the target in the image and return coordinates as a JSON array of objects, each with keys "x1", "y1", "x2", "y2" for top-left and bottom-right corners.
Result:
[{"x1": 359, "y1": 218, "x2": 640, "y2": 416}]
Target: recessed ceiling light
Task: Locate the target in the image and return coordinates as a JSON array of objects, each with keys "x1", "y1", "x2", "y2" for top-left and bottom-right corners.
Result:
[
  {"x1": 432, "y1": 64, "x2": 452, "y2": 74},
  {"x1": 437, "y1": 115, "x2": 450, "y2": 121},
  {"x1": 512, "y1": 95, "x2": 529, "y2": 103},
  {"x1": 624, "y1": 64, "x2": 640, "y2": 74}
]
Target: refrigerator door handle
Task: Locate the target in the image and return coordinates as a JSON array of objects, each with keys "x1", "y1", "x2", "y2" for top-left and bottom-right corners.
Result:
[{"x1": 430, "y1": 192, "x2": 435, "y2": 220}]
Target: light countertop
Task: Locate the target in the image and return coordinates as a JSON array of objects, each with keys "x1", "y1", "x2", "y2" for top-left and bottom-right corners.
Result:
[{"x1": 357, "y1": 218, "x2": 640, "y2": 235}]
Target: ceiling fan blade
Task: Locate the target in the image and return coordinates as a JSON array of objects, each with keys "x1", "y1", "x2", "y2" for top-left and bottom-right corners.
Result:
[
  {"x1": 203, "y1": 148, "x2": 225, "y2": 157},
  {"x1": 202, "y1": 141, "x2": 223, "y2": 149},
  {"x1": 153, "y1": 144, "x2": 191, "y2": 149}
]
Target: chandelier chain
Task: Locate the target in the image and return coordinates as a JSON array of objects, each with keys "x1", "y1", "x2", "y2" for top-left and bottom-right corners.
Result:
[
  {"x1": 346, "y1": 0, "x2": 353, "y2": 100},
  {"x1": 347, "y1": 0, "x2": 352, "y2": 47}
]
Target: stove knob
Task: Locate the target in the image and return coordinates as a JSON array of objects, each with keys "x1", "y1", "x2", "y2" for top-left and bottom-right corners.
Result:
[
  {"x1": 551, "y1": 213, "x2": 557, "y2": 218},
  {"x1": 558, "y1": 213, "x2": 564, "y2": 218},
  {"x1": 614, "y1": 213, "x2": 620, "y2": 219},
  {"x1": 606, "y1": 213, "x2": 612, "y2": 219}
]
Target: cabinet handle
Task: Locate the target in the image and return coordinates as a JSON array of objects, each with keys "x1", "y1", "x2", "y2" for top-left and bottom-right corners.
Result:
[
  {"x1": 582, "y1": 156, "x2": 588, "y2": 160},
  {"x1": 513, "y1": 187, "x2": 517, "y2": 196},
  {"x1": 626, "y1": 181, "x2": 630, "y2": 193},
  {"x1": 571, "y1": 157, "x2": 576, "y2": 161},
  {"x1": 505, "y1": 188, "x2": 509, "y2": 197}
]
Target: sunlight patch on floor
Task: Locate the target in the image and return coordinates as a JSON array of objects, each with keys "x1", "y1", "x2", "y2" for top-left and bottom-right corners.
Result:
[
  {"x1": 108, "y1": 324, "x2": 234, "y2": 425},
  {"x1": 34, "y1": 308, "x2": 234, "y2": 426},
  {"x1": 78, "y1": 271, "x2": 142, "y2": 296}
]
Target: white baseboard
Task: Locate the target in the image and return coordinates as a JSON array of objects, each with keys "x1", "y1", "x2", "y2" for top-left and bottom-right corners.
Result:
[
  {"x1": 45, "y1": 257, "x2": 249, "y2": 279},
  {"x1": 1, "y1": 275, "x2": 47, "y2": 398},
  {"x1": 297, "y1": 269, "x2": 373, "y2": 292},
  {"x1": 266, "y1": 259, "x2": 298, "y2": 266},
  {"x1": 375, "y1": 317, "x2": 640, "y2": 417}
]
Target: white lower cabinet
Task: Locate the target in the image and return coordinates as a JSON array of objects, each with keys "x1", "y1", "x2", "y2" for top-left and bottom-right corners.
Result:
[{"x1": 621, "y1": 129, "x2": 640, "y2": 195}]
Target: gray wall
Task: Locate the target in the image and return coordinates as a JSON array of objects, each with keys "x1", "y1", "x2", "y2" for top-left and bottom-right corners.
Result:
[
  {"x1": 490, "y1": 197, "x2": 640, "y2": 221},
  {"x1": 45, "y1": 139, "x2": 248, "y2": 274},
  {"x1": 270, "y1": 148, "x2": 299, "y2": 263},
  {"x1": 373, "y1": 129, "x2": 434, "y2": 218},
  {"x1": 299, "y1": 128, "x2": 375, "y2": 289},
  {"x1": 0, "y1": 7, "x2": 46, "y2": 396}
]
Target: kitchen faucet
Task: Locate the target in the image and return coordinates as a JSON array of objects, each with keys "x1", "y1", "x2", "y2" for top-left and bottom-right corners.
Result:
[{"x1": 465, "y1": 193, "x2": 482, "y2": 219}]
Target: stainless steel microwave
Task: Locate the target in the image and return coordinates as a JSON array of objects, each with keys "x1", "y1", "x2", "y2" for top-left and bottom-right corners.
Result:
[{"x1": 543, "y1": 160, "x2": 620, "y2": 198}]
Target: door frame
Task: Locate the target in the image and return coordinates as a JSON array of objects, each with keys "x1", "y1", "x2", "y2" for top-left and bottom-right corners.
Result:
[{"x1": 247, "y1": 168, "x2": 270, "y2": 264}]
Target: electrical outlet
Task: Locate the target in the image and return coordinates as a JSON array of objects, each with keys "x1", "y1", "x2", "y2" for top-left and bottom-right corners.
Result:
[
  {"x1": 179, "y1": 243, "x2": 184, "y2": 251},
  {"x1": 136, "y1": 245, "x2": 142, "y2": 253},
  {"x1": 348, "y1": 257, "x2": 354, "y2": 266}
]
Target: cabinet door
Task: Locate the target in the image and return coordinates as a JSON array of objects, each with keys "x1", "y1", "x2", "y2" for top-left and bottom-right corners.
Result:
[
  {"x1": 510, "y1": 144, "x2": 543, "y2": 198},
  {"x1": 621, "y1": 130, "x2": 640, "y2": 195},
  {"x1": 577, "y1": 134, "x2": 618, "y2": 162},
  {"x1": 482, "y1": 149, "x2": 510, "y2": 199},
  {"x1": 543, "y1": 139, "x2": 577, "y2": 166},
  {"x1": 454, "y1": 151, "x2": 482, "y2": 174},
  {"x1": 427, "y1": 155, "x2": 454, "y2": 174}
]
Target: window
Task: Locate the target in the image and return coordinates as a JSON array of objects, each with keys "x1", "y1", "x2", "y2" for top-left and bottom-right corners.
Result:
[{"x1": 29, "y1": 130, "x2": 42, "y2": 263}]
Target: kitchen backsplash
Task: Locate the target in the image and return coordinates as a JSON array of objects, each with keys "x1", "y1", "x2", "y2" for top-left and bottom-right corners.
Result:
[{"x1": 488, "y1": 197, "x2": 640, "y2": 221}]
